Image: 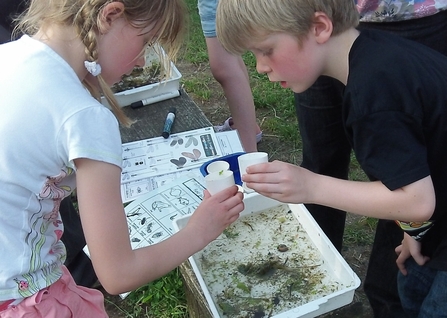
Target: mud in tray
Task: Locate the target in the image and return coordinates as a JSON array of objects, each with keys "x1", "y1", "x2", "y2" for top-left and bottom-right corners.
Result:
[
  {"x1": 173, "y1": 194, "x2": 360, "y2": 318},
  {"x1": 102, "y1": 44, "x2": 181, "y2": 107}
]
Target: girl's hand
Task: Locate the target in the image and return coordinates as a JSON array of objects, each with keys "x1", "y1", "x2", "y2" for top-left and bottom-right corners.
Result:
[
  {"x1": 242, "y1": 160, "x2": 311, "y2": 204},
  {"x1": 395, "y1": 233, "x2": 429, "y2": 275},
  {"x1": 185, "y1": 185, "x2": 244, "y2": 244}
]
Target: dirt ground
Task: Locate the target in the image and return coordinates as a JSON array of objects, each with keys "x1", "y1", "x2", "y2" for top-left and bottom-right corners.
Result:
[{"x1": 103, "y1": 59, "x2": 375, "y2": 317}]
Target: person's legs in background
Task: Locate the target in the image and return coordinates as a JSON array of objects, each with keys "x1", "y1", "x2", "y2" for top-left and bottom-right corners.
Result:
[
  {"x1": 397, "y1": 257, "x2": 447, "y2": 318},
  {"x1": 197, "y1": 0, "x2": 260, "y2": 152},
  {"x1": 60, "y1": 197, "x2": 98, "y2": 287},
  {"x1": 294, "y1": 76, "x2": 349, "y2": 252},
  {"x1": 363, "y1": 220, "x2": 406, "y2": 318}
]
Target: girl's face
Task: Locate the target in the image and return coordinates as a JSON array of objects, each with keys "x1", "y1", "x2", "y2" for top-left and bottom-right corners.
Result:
[
  {"x1": 96, "y1": 18, "x2": 157, "y2": 85},
  {"x1": 248, "y1": 32, "x2": 325, "y2": 93}
]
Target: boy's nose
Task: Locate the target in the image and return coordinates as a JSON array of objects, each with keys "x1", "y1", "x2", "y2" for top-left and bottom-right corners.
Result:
[{"x1": 256, "y1": 62, "x2": 269, "y2": 74}]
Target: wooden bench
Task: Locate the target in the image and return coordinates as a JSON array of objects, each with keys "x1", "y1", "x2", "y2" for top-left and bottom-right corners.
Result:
[{"x1": 119, "y1": 88, "x2": 213, "y2": 317}]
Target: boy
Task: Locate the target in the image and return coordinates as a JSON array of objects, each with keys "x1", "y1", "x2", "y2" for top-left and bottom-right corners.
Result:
[{"x1": 216, "y1": 0, "x2": 447, "y2": 316}]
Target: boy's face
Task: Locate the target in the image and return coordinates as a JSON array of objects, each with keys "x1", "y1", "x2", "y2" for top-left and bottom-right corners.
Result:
[{"x1": 248, "y1": 32, "x2": 325, "y2": 93}]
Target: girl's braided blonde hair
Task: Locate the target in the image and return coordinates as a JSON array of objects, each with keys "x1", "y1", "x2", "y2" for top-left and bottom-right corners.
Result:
[{"x1": 15, "y1": 0, "x2": 187, "y2": 127}]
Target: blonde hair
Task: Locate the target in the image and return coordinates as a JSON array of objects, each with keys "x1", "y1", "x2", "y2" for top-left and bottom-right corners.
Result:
[
  {"x1": 216, "y1": 0, "x2": 359, "y2": 55},
  {"x1": 15, "y1": 0, "x2": 187, "y2": 127}
]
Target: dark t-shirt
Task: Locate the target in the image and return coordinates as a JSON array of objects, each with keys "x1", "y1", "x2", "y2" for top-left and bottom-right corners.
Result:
[
  {"x1": 0, "y1": 0, "x2": 26, "y2": 43},
  {"x1": 344, "y1": 29, "x2": 447, "y2": 270}
]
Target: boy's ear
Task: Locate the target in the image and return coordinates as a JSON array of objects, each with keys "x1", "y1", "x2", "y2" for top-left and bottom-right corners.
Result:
[
  {"x1": 312, "y1": 12, "x2": 333, "y2": 44},
  {"x1": 97, "y1": 2, "x2": 125, "y2": 33}
]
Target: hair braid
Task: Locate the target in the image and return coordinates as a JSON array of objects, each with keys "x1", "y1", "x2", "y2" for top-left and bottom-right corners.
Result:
[{"x1": 76, "y1": 1, "x2": 133, "y2": 127}]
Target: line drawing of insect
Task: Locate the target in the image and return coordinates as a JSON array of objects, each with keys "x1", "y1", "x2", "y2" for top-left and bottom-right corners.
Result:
[
  {"x1": 151, "y1": 200, "x2": 170, "y2": 212},
  {"x1": 131, "y1": 237, "x2": 141, "y2": 243},
  {"x1": 169, "y1": 187, "x2": 182, "y2": 197},
  {"x1": 139, "y1": 217, "x2": 147, "y2": 225},
  {"x1": 146, "y1": 222, "x2": 153, "y2": 233},
  {"x1": 169, "y1": 188, "x2": 189, "y2": 205},
  {"x1": 182, "y1": 149, "x2": 201, "y2": 162},
  {"x1": 170, "y1": 156, "x2": 187, "y2": 168},
  {"x1": 152, "y1": 232, "x2": 163, "y2": 238},
  {"x1": 185, "y1": 136, "x2": 199, "y2": 148},
  {"x1": 127, "y1": 208, "x2": 141, "y2": 218}
]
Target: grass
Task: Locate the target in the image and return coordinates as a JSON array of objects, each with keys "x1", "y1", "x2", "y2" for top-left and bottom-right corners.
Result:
[
  {"x1": 105, "y1": 269, "x2": 187, "y2": 318},
  {"x1": 109, "y1": 0, "x2": 375, "y2": 316}
]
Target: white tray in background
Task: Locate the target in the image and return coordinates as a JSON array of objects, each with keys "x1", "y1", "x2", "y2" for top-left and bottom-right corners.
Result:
[
  {"x1": 173, "y1": 193, "x2": 361, "y2": 318},
  {"x1": 102, "y1": 44, "x2": 182, "y2": 107}
]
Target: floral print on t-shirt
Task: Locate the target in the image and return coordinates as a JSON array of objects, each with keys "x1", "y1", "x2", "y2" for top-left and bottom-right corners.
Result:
[{"x1": 356, "y1": 0, "x2": 447, "y2": 22}]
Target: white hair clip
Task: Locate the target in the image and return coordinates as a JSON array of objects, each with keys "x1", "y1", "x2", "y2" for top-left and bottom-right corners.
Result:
[{"x1": 84, "y1": 60, "x2": 102, "y2": 76}]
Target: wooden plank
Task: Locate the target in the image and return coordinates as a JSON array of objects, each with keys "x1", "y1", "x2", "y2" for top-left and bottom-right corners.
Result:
[
  {"x1": 119, "y1": 89, "x2": 212, "y2": 143},
  {"x1": 119, "y1": 89, "x2": 213, "y2": 316}
]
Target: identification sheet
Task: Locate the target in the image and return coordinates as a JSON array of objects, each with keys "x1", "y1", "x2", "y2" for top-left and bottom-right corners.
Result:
[{"x1": 120, "y1": 128, "x2": 243, "y2": 202}]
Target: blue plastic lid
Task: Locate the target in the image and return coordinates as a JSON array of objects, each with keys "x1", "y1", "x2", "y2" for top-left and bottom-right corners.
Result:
[{"x1": 200, "y1": 152, "x2": 246, "y2": 185}]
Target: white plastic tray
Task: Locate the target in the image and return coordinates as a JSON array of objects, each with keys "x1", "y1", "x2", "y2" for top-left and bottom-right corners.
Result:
[
  {"x1": 173, "y1": 194, "x2": 361, "y2": 318},
  {"x1": 102, "y1": 44, "x2": 182, "y2": 107}
]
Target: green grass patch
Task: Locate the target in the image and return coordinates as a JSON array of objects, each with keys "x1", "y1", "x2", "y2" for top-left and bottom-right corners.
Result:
[
  {"x1": 107, "y1": 269, "x2": 187, "y2": 318},
  {"x1": 344, "y1": 216, "x2": 377, "y2": 246}
]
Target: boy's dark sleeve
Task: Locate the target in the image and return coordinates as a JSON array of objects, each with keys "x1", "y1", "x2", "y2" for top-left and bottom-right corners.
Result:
[{"x1": 395, "y1": 220, "x2": 434, "y2": 241}]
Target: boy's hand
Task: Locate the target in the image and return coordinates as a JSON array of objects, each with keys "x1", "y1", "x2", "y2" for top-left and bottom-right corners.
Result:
[
  {"x1": 186, "y1": 185, "x2": 244, "y2": 244},
  {"x1": 395, "y1": 232, "x2": 430, "y2": 275},
  {"x1": 242, "y1": 160, "x2": 310, "y2": 203}
]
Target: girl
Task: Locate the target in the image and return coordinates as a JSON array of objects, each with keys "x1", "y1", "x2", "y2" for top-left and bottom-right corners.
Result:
[{"x1": 0, "y1": 0, "x2": 244, "y2": 316}]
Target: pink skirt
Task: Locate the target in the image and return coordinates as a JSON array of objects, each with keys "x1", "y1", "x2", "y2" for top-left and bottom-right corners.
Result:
[{"x1": 0, "y1": 266, "x2": 108, "y2": 318}]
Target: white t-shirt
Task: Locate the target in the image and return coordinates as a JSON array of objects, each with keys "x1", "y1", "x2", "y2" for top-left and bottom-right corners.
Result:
[{"x1": 0, "y1": 35, "x2": 122, "y2": 301}]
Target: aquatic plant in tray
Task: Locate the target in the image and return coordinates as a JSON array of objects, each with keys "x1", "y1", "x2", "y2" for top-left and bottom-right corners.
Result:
[
  {"x1": 111, "y1": 61, "x2": 162, "y2": 93},
  {"x1": 193, "y1": 204, "x2": 350, "y2": 318}
]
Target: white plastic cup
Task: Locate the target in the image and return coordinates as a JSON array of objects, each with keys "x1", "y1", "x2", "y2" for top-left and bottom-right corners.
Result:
[
  {"x1": 206, "y1": 160, "x2": 230, "y2": 174},
  {"x1": 204, "y1": 170, "x2": 235, "y2": 195},
  {"x1": 237, "y1": 152, "x2": 268, "y2": 192}
]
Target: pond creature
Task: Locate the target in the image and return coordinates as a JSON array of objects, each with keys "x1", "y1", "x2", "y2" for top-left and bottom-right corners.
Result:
[{"x1": 277, "y1": 244, "x2": 289, "y2": 252}]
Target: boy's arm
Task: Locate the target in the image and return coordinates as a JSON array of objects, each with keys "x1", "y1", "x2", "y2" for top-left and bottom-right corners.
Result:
[{"x1": 243, "y1": 160, "x2": 436, "y2": 222}]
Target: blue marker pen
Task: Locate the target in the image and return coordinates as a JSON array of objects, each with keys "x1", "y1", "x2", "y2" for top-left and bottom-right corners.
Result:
[{"x1": 162, "y1": 107, "x2": 176, "y2": 138}]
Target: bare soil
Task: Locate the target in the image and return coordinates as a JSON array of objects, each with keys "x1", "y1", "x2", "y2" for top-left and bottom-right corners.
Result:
[{"x1": 103, "y1": 59, "x2": 375, "y2": 317}]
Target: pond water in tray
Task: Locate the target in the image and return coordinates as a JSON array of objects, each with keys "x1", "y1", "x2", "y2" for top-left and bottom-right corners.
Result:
[{"x1": 191, "y1": 203, "x2": 358, "y2": 317}]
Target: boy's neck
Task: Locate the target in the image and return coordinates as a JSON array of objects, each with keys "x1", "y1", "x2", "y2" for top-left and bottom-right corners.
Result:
[{"x1": 323, "y1": 28, "x2": 359, "y2": 85}]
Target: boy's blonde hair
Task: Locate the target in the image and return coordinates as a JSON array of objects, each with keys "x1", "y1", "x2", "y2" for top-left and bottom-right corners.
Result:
[
  {"x1": 15, "y1": 0, "x2": 187, "y2": 127},
  {"x1": 216, "y1": 0, "x2": 359, "y2": 55}
]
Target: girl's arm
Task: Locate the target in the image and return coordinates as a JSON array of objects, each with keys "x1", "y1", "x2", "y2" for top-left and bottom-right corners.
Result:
[
  {"x1": 74, "y1": 158, "x2": 244, "y2": 295},
  {"x1": 243, "y1": 160, "x2": 435, "y2": 222}
]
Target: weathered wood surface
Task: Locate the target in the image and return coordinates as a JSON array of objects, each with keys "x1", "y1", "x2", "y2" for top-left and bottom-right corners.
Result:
[
  {"x1": 119, "y1": 89, "x2": 212, "y2": 143},
  {"x1": 119, "y1": 89, "x2": 213, "y2": 317}
]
